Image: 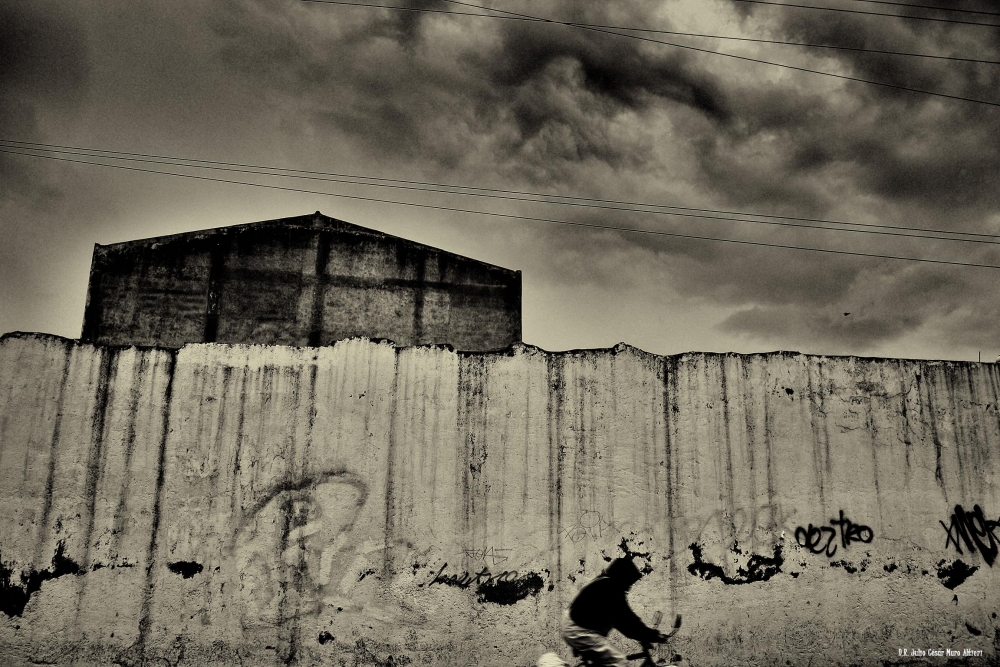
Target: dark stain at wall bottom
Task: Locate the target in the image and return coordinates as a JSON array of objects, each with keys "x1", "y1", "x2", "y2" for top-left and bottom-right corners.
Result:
[
  {"x1": 937, "y1": 559, "x2": 978, "y2": 590},
  {"x1": 167, "y1": 561, "x2": 204, "y2": 579},
  {"x1": 829, "y1": 559, "x2": 870, "y2": 574},
  {"x1": 0, "y1": 542, "x2": 82, "y2": 617},
  {"x1": 687, "y1": 543, "x2": 783, "y2": 585}
]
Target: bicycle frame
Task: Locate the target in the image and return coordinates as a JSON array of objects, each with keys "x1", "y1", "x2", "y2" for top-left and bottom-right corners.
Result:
[{"x1": 572, "y1": 613, "x2": 681, "y2": 667}]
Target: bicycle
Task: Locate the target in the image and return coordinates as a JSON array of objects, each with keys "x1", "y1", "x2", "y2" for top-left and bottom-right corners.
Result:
[{"x1": 537, "y1": 613, "x2": 682, "y2": 667}]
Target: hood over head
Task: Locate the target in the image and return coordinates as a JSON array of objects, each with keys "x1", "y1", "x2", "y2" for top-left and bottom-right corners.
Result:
[{"x1": 605, "y1": 557, "x2": 643, "y2": 588}]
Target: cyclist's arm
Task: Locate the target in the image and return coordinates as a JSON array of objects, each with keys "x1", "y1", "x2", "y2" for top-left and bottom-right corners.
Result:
[{"x1": 611, "y1": 595, "x2": 662, "y2": 644}]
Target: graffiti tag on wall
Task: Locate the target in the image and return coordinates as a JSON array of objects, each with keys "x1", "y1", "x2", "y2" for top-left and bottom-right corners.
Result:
[
  {"x1": 940, "y1": 504, "x2": 998, "y2": 567},
  {"x1": 560, "y1": 510, "x2": 633, "y2": 543},
  {"x1": 794, "y1": 510, "x2": 873, "y2": 558},
  {"x1": 462, "y1": 546, "x2": 513, "y2": 565},
  {"x1": 679, "y1": 503, "x2": 796, "y2": 549},
  {"x1": 234, "y1": 471, "x2": 371, "y2": 626}
]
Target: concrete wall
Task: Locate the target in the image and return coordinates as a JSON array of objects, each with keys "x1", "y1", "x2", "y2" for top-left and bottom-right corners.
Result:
[
  {"x1": 81, "y1": 213, "x2": 522, "y2": 352},
  {"x1": 1, "y1": 332, "x2": 999, "y2": 666}
]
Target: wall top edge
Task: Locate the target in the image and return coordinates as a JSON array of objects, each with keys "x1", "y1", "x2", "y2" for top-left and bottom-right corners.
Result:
[{"x1": 2, "y1": 331, "x2": 995, "y2": 369}]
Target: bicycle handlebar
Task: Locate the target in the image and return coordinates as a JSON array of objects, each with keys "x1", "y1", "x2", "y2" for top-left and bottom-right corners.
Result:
[{"x1": 623, "y1": 615, "x2": 681, "y2": 662}]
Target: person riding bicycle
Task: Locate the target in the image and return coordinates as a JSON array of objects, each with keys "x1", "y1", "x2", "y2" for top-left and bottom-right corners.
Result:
[{"x1": 562, "y1": 557, "x2": 669, "y2": 666}]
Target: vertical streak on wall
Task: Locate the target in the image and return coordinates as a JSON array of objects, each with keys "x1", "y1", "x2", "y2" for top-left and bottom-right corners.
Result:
[
  {"x1": 136, "y1": 349, "x2": 176, "y2": 656},
  {"x1": 809, "y1": 358, "x2": 831, "y2": 508},
  {"x1": 917, "y1": 366, "x2": 946, "y2": 502},
  {"x1": 203, "y1": 239, "x2": 227, "y2": 343},
  {"x1": 863, "y1": 361, "x2": 884, "y2": 515},
  {"x1": 384, "y1": 346, "x2": 402, "y2": 577},
  {"x1": 283, "y1": 363, "x2": 305, "y2": 665},
  {"x1": 32, "y1": 347, "x2": 74, "y2": 570},
  {"x1": 662, "y1": 355, "x2": 678, "y2": 616},
  {"x1": 719, "y1": 358, "x2": 737, "y2": 551},
  {"x1": 412, "y1": 252, "x2": 426, "y2": 344},
  {"x1": 895, "y1": 360, "x2": 913, "y2": 486},
  {"x1": 80, "y1": 349, "x2": 115, "y2": 571},
  {"x1": 457, "y1": 352, "x2": 489, "y2": 568},
  {"x1": 941, "y1": 364, "x2": 970, "y2": 505},
  {"x1": 760, "y1": 357, "x2": 777, "y2": 535},
  {"x1": 112, "y1": 353, "x2": 151, "y2": 548},
  {"x1": 546, "y1": 354, "x2": 565, "y2": 589},
  {"x1": 307, "y1": 232, "x2": 331, "y2": 348},
  {"x1": 69, "y1": 346, "x2": 116, "y2": 640}
]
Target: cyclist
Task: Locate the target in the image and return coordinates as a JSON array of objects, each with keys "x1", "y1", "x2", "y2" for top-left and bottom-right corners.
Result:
[{"x1": 563, "y1": 557, "x2": 669, "y2": 666}]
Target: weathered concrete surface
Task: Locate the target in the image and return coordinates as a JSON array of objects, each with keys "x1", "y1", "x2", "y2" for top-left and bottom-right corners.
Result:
[
  {"x1": 1, "y1": 333, "x2": 999, "y2": 666},
  {"x1": 81, "y1": 212, "x2": 522, "y2": 352}
]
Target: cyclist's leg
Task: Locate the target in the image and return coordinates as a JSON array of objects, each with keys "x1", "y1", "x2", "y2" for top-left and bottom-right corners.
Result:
[
  {"x1": 563, "y1": 616, "x2": 628, "y2": 667},
  {"x1": 573, "y1": 640, "x2": 627, "y2": 667}
]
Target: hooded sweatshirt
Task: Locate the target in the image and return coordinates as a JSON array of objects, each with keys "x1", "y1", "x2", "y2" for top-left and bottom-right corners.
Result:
[{"x1": 568, "y1": 558, "x2": 661, "y2": 643}]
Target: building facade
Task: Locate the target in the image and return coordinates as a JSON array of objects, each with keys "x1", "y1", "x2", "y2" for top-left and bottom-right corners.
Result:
[{"x1": 81, "y1": 212, "x2": 522, "y2": 351}]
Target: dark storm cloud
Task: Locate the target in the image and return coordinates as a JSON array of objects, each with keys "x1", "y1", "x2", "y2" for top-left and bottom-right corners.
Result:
[
  {"x1": 695, "y1": 1, "x2": 1000, "y2": 218},
  {"x1": 211, "y1": 0, "x2": 727, "y2": 177},
  {"x1": 90, "y1": 0, "x2": 1000, "y2": 356}
]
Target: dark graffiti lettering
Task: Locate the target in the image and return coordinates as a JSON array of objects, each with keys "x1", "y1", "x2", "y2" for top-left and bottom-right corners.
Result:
[
  {"x1": 829, "y1": 510, "x2": 874, "y2": 548},
  {"x1": 795, "y1": 510, "x2": 873, "y2": 558},
  {"x1": 794, "y1": 525, "x2": 838, "y2": 557},
  {"x1": 427, "y1": 563, "x2": 544, "y2": 605},
  {"x1": 939, "y1": 505, "x2": 999, "y2": 568},
  {"x1": 428, "y1": 563, "x2": 519, "y2": 589}
]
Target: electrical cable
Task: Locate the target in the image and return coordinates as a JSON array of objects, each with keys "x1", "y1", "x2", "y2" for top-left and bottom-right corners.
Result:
[
  {"x1": 4, "y1": 139, "x2": 997, "y2": 242},
  {"x1": 431, "y1": 1, "x2": 1000, "y2": 108},
  {"x1": 728, "y1": 0, "x2": 1000, "y2": 27},
  {"x1": 3, "y1": 146, "x2": 999, "y2": 270},
  {"x1": 300, "y1": 0, "x2": 1000, "y2": 65},
  {"x1": 842, "y1": 0, "x2": 1000, "y2": 17}
]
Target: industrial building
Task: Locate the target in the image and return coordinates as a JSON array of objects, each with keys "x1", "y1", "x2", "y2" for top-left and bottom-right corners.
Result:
[{"x1": 80, "y1": 211, "x2": 522, "y2": 351}]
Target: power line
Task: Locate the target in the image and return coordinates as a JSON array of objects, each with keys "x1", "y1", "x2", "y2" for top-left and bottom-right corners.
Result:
[
  {"x1": 5, "y1": 139, "x2": 998, "y2": 244},
  {"x1": 3, "y1": 146, "x2": 999, "y2": 270},
  {"x1": 304, "y1": 0, "x2": 1000, "y2": 105},
  {"x1": 728, "y1": 0, "x2": 1000, "y2": 27},
  {"x1": 5, "y1": 140, "x2": 996, "y2": 241},
  {"x1": 431, "y1": 1, "x2": 1000, "y2": 108},
  {"x1": 842, "y1": 0, "x2": 1000, "y2": 17},
  {"x1": 301, "y1": 0, "x2": 1000, "y2": 65}
]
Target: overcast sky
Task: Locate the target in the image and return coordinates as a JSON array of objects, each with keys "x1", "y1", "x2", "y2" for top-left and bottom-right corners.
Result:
[{"x1": 3, "y1": 0, "x2": 999, "y2": 360}]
